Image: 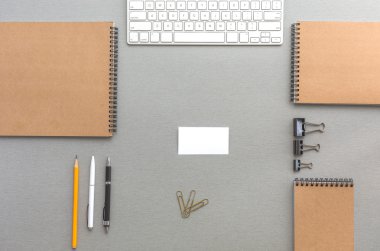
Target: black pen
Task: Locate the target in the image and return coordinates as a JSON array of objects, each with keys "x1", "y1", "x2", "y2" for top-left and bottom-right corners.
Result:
[{"x1": 103, "y1": 157, "x2": 111, "y2": 233}]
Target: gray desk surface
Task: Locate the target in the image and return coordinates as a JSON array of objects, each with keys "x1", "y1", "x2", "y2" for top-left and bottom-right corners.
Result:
[{"x1": 1, "y1": 0, "x2": 380, "y2": 250}]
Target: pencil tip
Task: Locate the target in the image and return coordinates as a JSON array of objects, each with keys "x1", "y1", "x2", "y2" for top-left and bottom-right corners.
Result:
[
  {"x1": 75, "y1": 155, "x2": 78, "y2": 159},
  {"x1": 107, "y1": 157, "x2": 111, "y2": 166}
]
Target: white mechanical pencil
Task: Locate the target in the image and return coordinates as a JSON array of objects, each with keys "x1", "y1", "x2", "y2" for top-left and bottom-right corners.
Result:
[{"x1": 87, "y1": 156, "x2": 95, "y2": 230}]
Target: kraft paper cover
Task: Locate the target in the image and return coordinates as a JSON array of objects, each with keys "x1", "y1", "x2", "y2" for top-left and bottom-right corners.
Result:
[
  {"x1": 294, "y1": 183, "x2": 354, "y2": 251},
  {"x1": 297, "y1": 21, "x2": 380, "y2": 105},
  {"x1": 0, "y1": 22, "x2": 113, "y2": 136}
]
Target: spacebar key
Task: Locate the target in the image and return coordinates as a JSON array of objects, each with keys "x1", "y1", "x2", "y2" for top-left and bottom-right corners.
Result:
[{"x1": 174, "y1": 33, "x2": 225, "y2": 43}]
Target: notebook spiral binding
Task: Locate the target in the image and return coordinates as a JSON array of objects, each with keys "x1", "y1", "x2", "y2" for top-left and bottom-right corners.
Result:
[
  {"x1": 294, "y1": 178, "x2": 354, "y2": 187},
  {"x1": 291, "y1": 23, "x2": 301, "y2": 103},
  {"x1": 109, "y1": 26, "x2": 118, "y2": 133}
]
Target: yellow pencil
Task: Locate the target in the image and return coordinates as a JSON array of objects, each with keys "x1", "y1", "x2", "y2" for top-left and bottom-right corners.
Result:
[{"x1": 72, "y1": 155, "x2": 79, "y2": 249}]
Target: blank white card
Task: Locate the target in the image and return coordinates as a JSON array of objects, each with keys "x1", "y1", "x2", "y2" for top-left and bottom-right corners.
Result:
[{"x1": 178, "y1": 127, "x2": 229, "y2": 155}]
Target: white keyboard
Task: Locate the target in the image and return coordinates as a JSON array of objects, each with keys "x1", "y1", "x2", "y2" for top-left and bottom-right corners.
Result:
[{"x1": 127, "y1": 0, "x2": 284, "y2": 45}]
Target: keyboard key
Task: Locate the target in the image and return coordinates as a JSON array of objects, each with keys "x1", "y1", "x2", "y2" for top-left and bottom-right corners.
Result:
[
  {"x1": 179, "y1": 12, "x2": 189, "y2": 20},
  {"x1": 140, "y1": 32, "x2": 149, "y2": 42},
  {"x1": 271, "y1": 37, "x2": 281, "y2": 43},
  {"x1": 155, "y1": 1, "x2": 165, "y2": 10},
  {"x1": 227, "y1": 22, "x2": 236, "y2": 31},
  {"x1": 129, "y1": 1, "x2": 144, "y2": 10},
  {"x1": 261, "y1": 32, "x2": 270, "y2": 37},
  {"x1": 174, "y1": 22, "x2": 183, "y2": 30},
  {"x1": 221, "y1": 12, "x2": 231, "y2": 20},
  {"x1": 230, "y1": 1, "x2": 239, "y2": 10},
  {"x1": 208, "y1": 1, "x2": 218, "y2": 10},
  {"x1": 174, "y1": 33, "x2": 225, "y2": 43},
  {"x1": 253, "y1": 12, "x2": 263, "y2": 20},
  {"x1": 153, "y1": 22, "x2": 162, "y2": 30},
  {"x1": 240, "y1": 33, "x2": 249, "y2": 42},
  {"x1": 251, "y1": 1, "x2": 260, "y2": 10},
  {"x1": 250, "y1": 37, "x2": 260, "y2": 43},
  {"x1": 237, "y1": 22, "x2": 246, "y2": 31},
  {"x1": 261, "y1": 37, "x2": 270, "y2": 43},
  {"x1": 216, "y1": 22, "x2": 225, "y2": 31},
  {"x1": 188, "y1": 1, "x2": 197, "y2": 10},
  {"x1": 148, "y1": 12, "x2": 157, "y2": 20},
  {"x1": 164, "y1": 22, "x2": 173, "y2": 30},
  {"x1": 129, "y1": 32, "x2": 139, "y2": 42},
  {"x1": 130, "y1": 12, "x2": 146, "y2": 21},
  {"x1": 205, "y1": 22, "x2": 215, "y2": 31},
  {"x1": 227, "y1": 33, "x2": 238, "y2": 43},
  {"x1": 167, "y1": 1, "x2": 175, "y2": 9},
  {"x1": 168, "y1": 12, "x2": 178, "y2": 20},
  {"x1": 151, "y1": 32, "x2": 159, "y2": 42},
  {"x1": 145, "y1": 1, "x2": 154, "y2": 10},
  {"x1": 241, "y1": 1, "x2": 250, "y2": 10},
  {"x1": 209, "y1": 1, "x2": 218, "y2": 10},
  {"x1": 130, "y1": 22, "x2": 152, "y2": 31},
  {"x1": 161, "y1": 33, "x2": 173, "y2": 42},
  {"x1": 248, "y1": 22, "x2": 257, "y2": 30},
  {"x1": 201, "y1": 12, "x2": 210, "y2": 20},
  {"x1": 219, "y1": 1, "x2": 228, "y2": 10},
  {"x1": 198, "y1": 1, "x2": 207, "y2": 10},
  {"x1": 177, "y1": 1, "x2": 186, "y2": 10},
  {"x1": 158, "y1": 12, "x2": 168, "y2": 20},
  {"x1": 232, "y1": 12, "x2": 241, "y2": 20},
  {"x1": 272, "y1": 1, "x2": 282, "y2": 10},
  {"x1": 211, "y1": 12, "x2": 220, "y2": 20},
  {"x1": 258, "y1": 22, "x2": 281, "y2": 31},
  {"x1": 242, "y1": 12, "x2": 252, "y2": 20},
  {"x1": 261, "y1": 1, "x2": 271, "y2": 10},
  {"x1": 184, "y1": 22, "x2": 194, "y2": 31},
  {"x1": 195, "y1": 22, "x2": 204, "y2": 31},
  {"x1": 264, "y1": 12, "x2": 281, "y2": 20},
  {"x1": 190, "y1": 12, "x2": 199, "y2": 20}
]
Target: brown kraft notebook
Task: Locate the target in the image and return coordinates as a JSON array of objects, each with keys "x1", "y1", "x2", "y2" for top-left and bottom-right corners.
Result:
[
  {"x1": 0, "y1": 22, "x2": 118, "y2": 136},
  {"x1": 294, "y1": 178, "x2": 354, "y2": 251},
  {"x1": 291, "y1": 21, "x2": 380, "y2": 105}
]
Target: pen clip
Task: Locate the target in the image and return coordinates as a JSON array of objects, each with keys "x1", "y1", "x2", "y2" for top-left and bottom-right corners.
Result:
[
  {"x1": 103, "y1": 206, "x2": 106, "y2": 221},
  {"x1": 87, "y1": 204, "x2": 89, "y2": 226}
]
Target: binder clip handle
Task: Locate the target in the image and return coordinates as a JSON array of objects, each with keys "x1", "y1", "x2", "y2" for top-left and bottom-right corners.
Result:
[
  {"x1": 294, "y1": 118, "x2": 325, "y2": 137},
  {"x1": 293, "y1": 139, "x2": 320, "y2": 155},
  {"x1": 294, "y1": 159, "x2": 313, "y2": 172}
]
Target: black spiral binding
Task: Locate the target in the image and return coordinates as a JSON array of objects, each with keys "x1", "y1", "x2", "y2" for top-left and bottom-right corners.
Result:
[
  {"x1": 294, "y1": 178, "x2": 354, "y2": 187},
  {"x1": 291, "y1": 23, "x2": 301, "y2": 103},
  {"x1": 109, "y1": 26, "x2": 118, "y2": 133}
]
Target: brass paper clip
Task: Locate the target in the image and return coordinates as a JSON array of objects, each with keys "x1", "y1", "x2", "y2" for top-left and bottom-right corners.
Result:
[{"x1": 176, "y1": 190, "x2": 208, "y2": 219}]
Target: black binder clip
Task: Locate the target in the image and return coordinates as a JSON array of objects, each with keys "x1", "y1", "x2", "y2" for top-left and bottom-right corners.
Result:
[
  {"x1": 293, "y1": 118, "x2": 325, "y2": 137},
  {"x1": 293, "y1": 139, "x2": 320, "y2": 155},
  {"x1": 294, "y1": 159, "x2": 313, "y2": 172}
]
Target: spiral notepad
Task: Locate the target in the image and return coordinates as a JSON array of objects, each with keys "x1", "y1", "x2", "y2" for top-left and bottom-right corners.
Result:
[
  {"x1": 291, "y1": 21, "x2": 380, "y2": 105},
  {"x1": 0, "y1": 22, "x2": 118, "y2": 136},
  {"x1": 294, "y1": 178, "x2": 354, "y2": 251}
]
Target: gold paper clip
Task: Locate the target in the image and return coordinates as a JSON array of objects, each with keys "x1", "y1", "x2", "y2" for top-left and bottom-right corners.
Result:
[
  {"x1": 176, "y1": 190, "x2": 208, "y2": 219},
  {"x1": 176, "y1": 191, "x2": 187, "y2": 218}
]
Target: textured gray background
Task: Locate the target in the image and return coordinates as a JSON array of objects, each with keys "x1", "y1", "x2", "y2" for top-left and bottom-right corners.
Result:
[{"x1": 1, "y1": 0, "x2": 380, "y2": 250}]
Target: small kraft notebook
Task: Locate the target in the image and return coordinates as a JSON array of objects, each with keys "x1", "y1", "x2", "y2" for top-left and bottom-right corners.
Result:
[
  {"x1": 0, "y1": 22, "x2": 118, "y2": 136},
  {"x1": 291, "y1": 21, "x2": 380, "y2": 105},
  {"x1": 294, "y1": 178, "x2": 354, "y2": 251}
]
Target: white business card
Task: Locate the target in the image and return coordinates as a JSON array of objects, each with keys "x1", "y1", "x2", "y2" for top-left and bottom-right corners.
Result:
[{"x1": 178, "y1": 127, "x2": 229, "y2": 155}]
